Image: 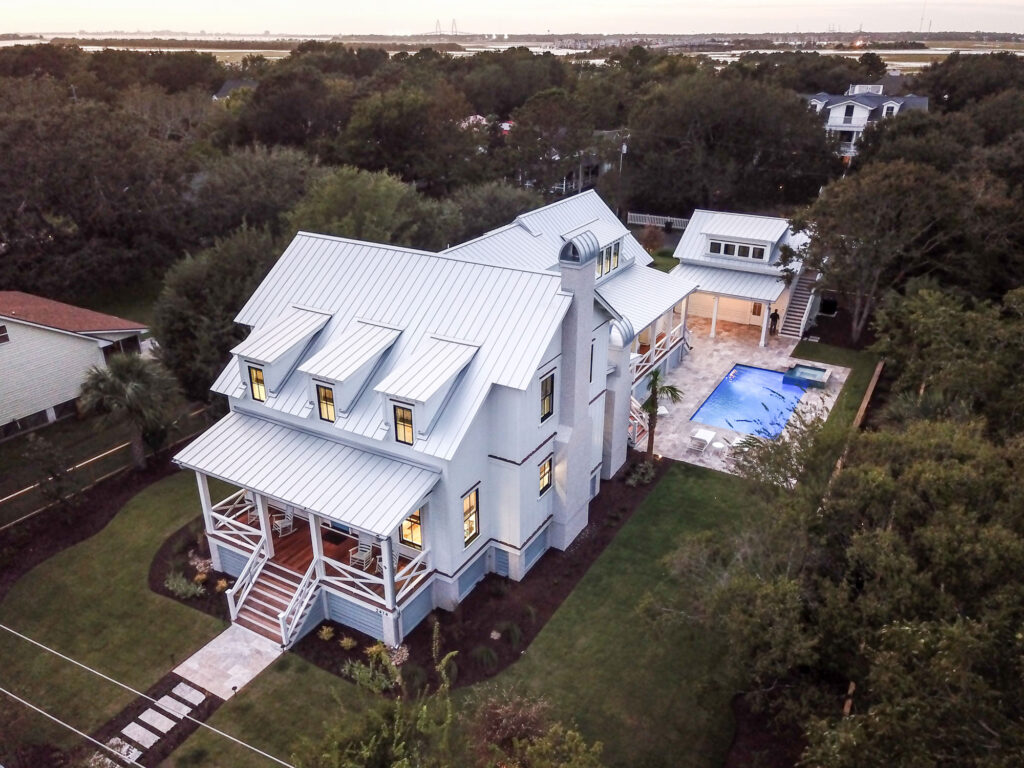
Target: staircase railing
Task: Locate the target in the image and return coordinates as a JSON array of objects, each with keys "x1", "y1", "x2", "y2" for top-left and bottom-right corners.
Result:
[
  {"x1": 278, "y1": 560, "x2": 319, "y2": 648},
  {"x1": 225, "y1": 535, "x2": 269, "y2": 620},
  {"x1": 627, "y1": 396, "x2": 649, "y2": 446}
]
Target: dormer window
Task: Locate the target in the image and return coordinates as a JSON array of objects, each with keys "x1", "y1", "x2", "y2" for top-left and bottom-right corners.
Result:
[
  {"x1": 709, "y1": 240, "x2": 767, "y2": 261},
  {"x1": 596, "y1": 241, "x2": 622, "y2": 279},
  {"x1": 248, "y1": 366, "x2": 266, "y2": 402},
  {"x1": 316, "y1": 384, "x2": 335, "y2": 422},
  {"x1": 884, "y1": 105, "x2": 896, "y2": 117},
  {"x1": 612, "y1": 241, "x2": 620, "y2": 269},
  {"x1": 596, "y1": 254, "x2": 604, "y2": 278},
  {"x1": 394, "y1": 404, "x2": 414, "y2": 445}
]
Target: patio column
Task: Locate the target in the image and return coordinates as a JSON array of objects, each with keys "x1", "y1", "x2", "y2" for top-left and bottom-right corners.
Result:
[
  {"x1": 195, "y1": 471, "x2": 214, "y2": 534},
  {"x1": 710, "y1": 296, "x2": 720, "y2": 339},
  {"x1": 681, "y1": 297, "x2": 690, "y2": 341},
  {"x1": 380, "y1": 535, "x2": 397, "y2": 611},
  {"x1": 759, "y1": 303, "x2": 770, "y2": 347},
  {"x1": 309, "y1": 512, "x2": 326, "y2": 579},
  {"x1": 255, "y1": 493, "x2": 274, "y2": 557}
]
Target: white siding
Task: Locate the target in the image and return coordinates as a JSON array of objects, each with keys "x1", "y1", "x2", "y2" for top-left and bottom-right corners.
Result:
[{"x1": 0, "y1": 320, "x2": 103, "y2": 425}]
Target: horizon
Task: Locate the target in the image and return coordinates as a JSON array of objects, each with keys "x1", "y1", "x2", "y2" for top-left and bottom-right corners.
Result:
[{"x1": 7, "y1": 1, "x2": 1024, "y2": 37}]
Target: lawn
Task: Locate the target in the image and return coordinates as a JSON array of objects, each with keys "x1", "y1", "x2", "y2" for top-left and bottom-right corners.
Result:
[
  {"x1": 0, "y1": 471, "x2": 230, "y2": 749},
  {"x1": 650, "y1": 249, "x2": 678, "y2": 273},
  {"x1": 791, "y1": 341, "x2": 879, "y2": 433}
]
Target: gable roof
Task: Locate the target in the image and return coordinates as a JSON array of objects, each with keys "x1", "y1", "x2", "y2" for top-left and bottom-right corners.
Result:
[
  {"x1": 0, "y1": 291, "x2": 147, "y2": 335},
  {"x1": 673, "y1": 210, "x2": 805, "y2": 275}
]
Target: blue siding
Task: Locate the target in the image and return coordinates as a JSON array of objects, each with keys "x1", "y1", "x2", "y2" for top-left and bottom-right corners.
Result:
[
  {"x1": 525, "y1": 528, "x2": 548, "y2": 569},
  {"x1": 458, "y1": 551, "x2": 488, "y2": 599},
  {"x1": 294, "y1": 594, "x2": 326, "y2": 643},
  {"x1": 325, "y1": 591, "x2": 384, "y2": 641},
  {"x1": 400, "y1": 584, "x2": 434, "y2": 637},
  {"x1": 218, "y1": 545, "x2": 249, "y2": 578},
  {"x1": 493, "y1": 548, "x2": 510, "y2": 577}
]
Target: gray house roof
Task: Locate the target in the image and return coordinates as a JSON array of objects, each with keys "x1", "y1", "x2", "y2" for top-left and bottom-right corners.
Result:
[{"x1": 806, "y1": 91, "x2": 929, "y2": 120}]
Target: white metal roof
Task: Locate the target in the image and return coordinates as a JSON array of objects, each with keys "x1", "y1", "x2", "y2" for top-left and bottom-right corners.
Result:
[
  {"x1": 375, "y1": 336, "x2": 478, "y2": 404},
  {"x1": 174, "y1": 412, "x2": 439, "y2": 535},
  {"x1": 673, "y1": 264, "x2": 787, "y2": 303},
  {"x1": 231, "y1": 306, "x2": 331, "y2": 364},
  {"x1": 230, "y1": 234, "x2": 572, "y2": 460},
  {"x1": 673, "y1": 209, "x2": 806, "y2": 275},
  {"x1": 561, "y1": 217, "x2": 624, "y2": 248},
  {"x1": 597, "y1": 265, "x2": 698, "y2": 335},
  {"x1": 694, "y1": 210, "x2": 790, "y2": 243},
  {"x1": 298, "y1": 320, "x2": 401, "y2": 383}
]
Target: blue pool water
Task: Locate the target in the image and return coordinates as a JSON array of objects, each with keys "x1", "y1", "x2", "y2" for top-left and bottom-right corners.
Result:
[{"x1": 691, "y1": 364, "x2": 806, "y2": 438}]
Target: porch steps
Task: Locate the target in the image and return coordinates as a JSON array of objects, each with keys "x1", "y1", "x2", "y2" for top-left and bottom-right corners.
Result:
[
  {"x1": 779, "y1": 270, "x2": 819, "y2": 339},
  {"x1": 235, "y1": 562, "x2": 303, "y2": 645}
]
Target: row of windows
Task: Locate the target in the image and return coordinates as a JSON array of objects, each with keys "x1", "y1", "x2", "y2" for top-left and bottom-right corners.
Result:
[
  {"x1": 709, "y1": 240, "x2": 767, "y2": 261},
  {"x1": 595, "y1": 241, "x2": 621, "y2": 278}
]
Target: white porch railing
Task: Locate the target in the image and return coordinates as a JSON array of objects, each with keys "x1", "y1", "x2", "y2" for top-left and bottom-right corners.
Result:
[
  {"x1": 226, "y1": 536, "x2": 269, "y2": 620},
  {"x1": 278, "y1": 560, "x2": 319, "y2": 648},
  {"x1": 321, "y1": 555, "x2": 389, "y2": 608},
  {"x1": 626, "y1": 212, "x2": 689, "y2": 230},
  {"x1": 631, "y1": 321, "x2": 687, "y2": 381},
  {"x1": 395, "y1": 548, "x2": 432, "y2": 602},
  {"x1": 210, "y1": 489, "x2": 261, "y2": 552},
  {"x1": 627, "y1": 396, "x2": 649, "y2": 447}
]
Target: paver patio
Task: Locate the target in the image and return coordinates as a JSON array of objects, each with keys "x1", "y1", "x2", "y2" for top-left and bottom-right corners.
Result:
[{"x1": 652, "y1": 317, "x2": 850, "y2": 472}]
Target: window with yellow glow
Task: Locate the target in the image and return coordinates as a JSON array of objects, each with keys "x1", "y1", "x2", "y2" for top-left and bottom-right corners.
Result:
[
  {"x1": 316, "y1": 384, "x2": 335, "y2": 422},
  {"x1": 248, "y1": 366, "x2": 266, "y2": 402},
  {"x1": 401, "y1": 509, "x2": 422, "y2": 549},
  {"x1": 463, "y1": 489, "x2": 479, "y2": 546},
  {"x1": 539, "y1": 457, "x2": 553, "y2": 496},
  {"x1": 540, "y1": 373, "x2": 554, "y2": 422},
  {"x1": 595, "y1": 253, "x2": 604, "y2": 278},
  {"x1": 603, "y1": 247, "x2": 612, "y2": 273},
  {"x1": 612, "y1": 241, "x2": 620, "y2": 269},
  {"x1": 394, "y1": 405, "x2": 414, "y2": 445}
]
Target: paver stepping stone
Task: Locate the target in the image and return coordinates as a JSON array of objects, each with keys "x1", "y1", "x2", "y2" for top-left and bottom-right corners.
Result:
[
  {"x1": 139, "y1": 707, "x2": 177, "y2": 734},
  {"x1": 106, "y1": 736, "x2": 142, "y2": 761},
  {"x1": 122, "y1": 721, "x2": 160, "y2": 749},
  {"x1": 172, "y1": 681, "x2": 206, "y2": 706},
  {"x1": 156, "y1": 694, "x2": 191, "y2": 718}
]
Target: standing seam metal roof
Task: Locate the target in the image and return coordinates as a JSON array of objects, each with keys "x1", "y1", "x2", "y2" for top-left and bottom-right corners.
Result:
[{"x1": 231, "y1": 307, "x2": 331, "y2": 364}]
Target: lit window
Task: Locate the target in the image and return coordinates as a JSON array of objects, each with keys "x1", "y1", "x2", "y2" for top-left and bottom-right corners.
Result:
[
  {"x1": 394, "y1": 405, "x2": 414, "y2": 445},
  {"x1": 463, "y1": 489, "x2": 479, "y2": 546},
  {"x1": 612, "y1": 241, "x2": 620, "y2": 269},
  {"x1": 401, "y1": 509, "x2": 422, "y2": 549},
  {"x1": 539, "y1": 457, "x2": 553, "y2": 496},
  {"x1": 709, "y1": 241, "x2": 722, "y2": 254},
  {"x1": 596, "y1": 252, "x2": 604, "y2": 278},
  {"x1": 0, "y1": 324, "x2": 9, "y2": 344},
  {"x1": 540, "y1": 372, "x2": 554, "y2": 422},
  {"x1": 248, "y1": 366, "x2": 266, "y2": 402},
  {"x1": 604, "y1": 247, "x2": 612, "y2": 273},
  {"x1": 316, "y1": 384, "x2": 335, "y2": 422}
]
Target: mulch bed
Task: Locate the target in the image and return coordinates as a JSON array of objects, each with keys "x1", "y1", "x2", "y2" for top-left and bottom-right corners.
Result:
[
  {"x1": 807, "y1": 298, "x2": 876, "y2": 350},
  {"x1": 149, "y1": 518, "x2": 232, "y2": 623}
]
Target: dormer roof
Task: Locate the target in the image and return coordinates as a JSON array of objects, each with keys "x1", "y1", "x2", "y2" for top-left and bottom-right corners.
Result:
[
  {"x1": 376, "y1": 336, "x2": 478, "y2": 405},
  {"x1": 231, "y1": 306, "x2": 331, "y2": 365},
  {"x1": 298, "y1": 320, "x2": 401, "y2": 384}
]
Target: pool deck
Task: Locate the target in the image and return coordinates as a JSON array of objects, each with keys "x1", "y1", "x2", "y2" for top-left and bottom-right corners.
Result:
[{"x1": 651, "y1": 317, "x2": 850, "y2": 474}]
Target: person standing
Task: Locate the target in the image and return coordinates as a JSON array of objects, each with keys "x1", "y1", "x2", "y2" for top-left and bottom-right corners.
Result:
[{"x1": 769, "y1": 308, "x2": 780, "y2": 335}]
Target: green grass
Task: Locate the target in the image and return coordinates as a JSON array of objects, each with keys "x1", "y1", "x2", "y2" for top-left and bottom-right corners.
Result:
[
  {"x1": 0, "y1": 472, "x2": 231, "y2": 748},
  {"x1": 792, "y1": 341, "x2": 879, "y2": 433},
  {"x1": 650, "y1": 249, "x2": 678, "y2": 273}
]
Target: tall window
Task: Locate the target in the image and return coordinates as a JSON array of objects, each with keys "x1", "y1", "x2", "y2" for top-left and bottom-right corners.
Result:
[
  {"x1": 463, "y1": 489, "x2": 479, "y2": 546},
  {"x1": 394, "y1": 405, "x2": 414, "y2": 445},
  {"x1": 401, "y1": 509, "x2": 422, "y2": 549},
  {"x1": 248, "y1": 366, "x2": 266, "y2": 402},
  {"x1": 0, "y1": 324, "x2": 9, "y2": 344},
  {"x1": 595, "y1": 252, "x2": 604, "y2": 278},
  {"x1": 539, "y1": 457, "x2": 553, "y2": 496},
  {"x1": 540, "y1": 373, "x2": 554, "y2": 422},
  {"x1": 316, "y1": 384, "x2": 335, "y2": 422},
  {"x1": 603, "y1": 247, "x2": 612, "y2": 273},
  {"x1": 612, "y1": 241, "x2": 620, "y2": 269}
]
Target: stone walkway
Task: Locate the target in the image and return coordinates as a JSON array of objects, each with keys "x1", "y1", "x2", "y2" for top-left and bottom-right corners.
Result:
[
  {"x1": 651, "y1": 318, "x2": 850, "y2": 474},
  {"x1": 174, "y1": 623, "x2": 283, "y2": 700}
]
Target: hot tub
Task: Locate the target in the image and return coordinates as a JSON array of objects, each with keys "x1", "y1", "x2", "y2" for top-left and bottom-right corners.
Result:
[{"x1": 783, "y1": 364, "x2": 831, "y2": 388}]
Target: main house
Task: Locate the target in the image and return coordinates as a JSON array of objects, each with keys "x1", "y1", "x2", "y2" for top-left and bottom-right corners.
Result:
[
  {"x1": 806, "y1": 83, "x2": 928, "y2": 157},
  {"x1": 174, "y1": 191, "x2": 698, "y2": 648},
  {"x1": 671, "y1": 209, "x2": 816, "y2": 343},
  {"x1": 0, "y1": 291, "x2": 147, "y2": 441}
]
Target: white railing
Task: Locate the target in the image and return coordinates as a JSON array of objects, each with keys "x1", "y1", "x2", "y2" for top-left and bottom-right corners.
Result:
[
  {"x1": 627, "y1": 212, "x2": 689, "y2": 230},
  {"x1": 395, "y1": 548, "x2": 432, "y2": 602},
  {"x1": 321, "y1": 555, "x2": 388, "y2": 608},
  {"x1": 631, "y1": 321, "x2": 687, "y2": 381},
  {"x1": 796, "y1": 273, "x2": 824, "y2": 337},
  {"x1": 226, "y1": 536, "x2": 268, "y2": 620},
  {"x1": 278, "y1": 560, "x2": 319, "y2": 648},
  {"x1": 210, "y1": 490, "x2": 261, "y2": 552},
  {"x1": 627, "y1": 396, "x2": 649, "y2": 447}
]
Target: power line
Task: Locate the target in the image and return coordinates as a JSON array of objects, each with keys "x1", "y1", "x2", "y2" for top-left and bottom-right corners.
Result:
[
  {"x1": 0, "y1": 684, "x2": 146, "y2": 767},
  {"x1": 0, "y1": 622, "x2": 295, "y2": 768}
]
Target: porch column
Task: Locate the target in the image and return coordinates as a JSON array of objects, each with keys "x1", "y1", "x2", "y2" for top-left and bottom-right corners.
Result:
[
  {"x1": 759, "y1": 303, "x2": 770, "y2": 347},
  {"x1": 309, "y1": 512, "x2": 326, "y2": 579},
  {"x1": 380, "y1": 535, "x2": 397, "y2": 611},
  {"x1": 682, "y1": 296, "x2": 690, "y2": 338},
  {"x1": 255, "y1": 493, "x2": 274, "y2": 557},
  {"x1": 195, "y1": 471, "x2": 214, "y2": 534},
  {"x1": 710, "y1": 296, "x2": 720, "y2": 338}
]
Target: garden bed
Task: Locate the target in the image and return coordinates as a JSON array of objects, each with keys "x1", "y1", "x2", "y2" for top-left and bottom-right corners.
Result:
[{"x1": 148, "y1": 518, "x2": 232, "y2": 623}]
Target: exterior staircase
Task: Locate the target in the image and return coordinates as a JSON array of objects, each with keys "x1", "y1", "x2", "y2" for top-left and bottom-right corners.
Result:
[
  {"x1": 627, "y1": 396, "x2": 649, "y2": 448},
  {"x1": 234, "y1": 561, "x2": 303, "y2": 644},
  {"x1": 779, "y1": 270, "x2": 819, "y2": 339}
]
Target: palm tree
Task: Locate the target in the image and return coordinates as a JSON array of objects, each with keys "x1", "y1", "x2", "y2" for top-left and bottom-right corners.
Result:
[
  {"x1": 642, "y1": 368, "x2": 683, "y2": 463},
  {"x1": 80, "y1": 354, "x2": 182, "y2": 469}
]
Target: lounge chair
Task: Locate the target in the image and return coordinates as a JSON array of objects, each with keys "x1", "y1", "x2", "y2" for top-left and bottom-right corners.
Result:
[{"x1": 688, "y1": 428, "x2": 715, "y2": 454}]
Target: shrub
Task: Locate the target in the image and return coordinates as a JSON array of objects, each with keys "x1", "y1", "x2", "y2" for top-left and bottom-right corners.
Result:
[
  {"x1": 317, "y1": 624, "x2": 335, "y2": 641},
  {"x1": 215, "y1": 578, "x2": 229, "y2": 593},
  {"x1": 496, "y1": 620, "x2": 523, "y2": 649},
  {"x1": 470, "y1": 644, "x2": 499, "y2": 671},
  {"x1": 338, "y1": 635, "x2": 358, "y2": 651},
  {"x1": 165, "y1": 571, "x2": 206, "y2": 599},
  {"x1": 625, "y1": 461, "x2": 656, "y2": 487},
  {"x1": 400, "y1": 661, "x2": 428, "y2": 696},
  {"x1": 523, "y1": 604, "x2": 538, "y2": 625},
  {"x1": 193, "y1": 571, "x2": 208, "y2": 584},
  {"x1": 466, "y1": 687, "x2": 551, "y2": 760}
]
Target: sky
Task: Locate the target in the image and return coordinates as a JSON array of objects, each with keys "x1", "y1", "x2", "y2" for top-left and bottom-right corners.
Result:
[{"x1": 6, "y1": 1, "x2": 1024, "y2": 36}]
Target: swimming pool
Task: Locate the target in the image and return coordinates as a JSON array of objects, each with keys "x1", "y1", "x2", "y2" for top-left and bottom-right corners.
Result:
[{"x1": 690, "y1": 364, "x2": 806, "y2": 438}]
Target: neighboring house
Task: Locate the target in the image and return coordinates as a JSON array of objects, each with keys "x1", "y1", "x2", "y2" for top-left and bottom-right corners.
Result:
[
  {"x1": 0, "y1": 292, "x2": 147, "y2": 440},
  {"x1": 212, "y1": 79, "x2": 258, "y2": 101},
  {"x1": 174, "y1": 191, "x2": 698, "y2": 648},
  {"x1": 806, "y1": 84, "x2": 928, "y2": 157},
  {"x1": 671, "y1": 210, "x2": 817, "y2": 344}
]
